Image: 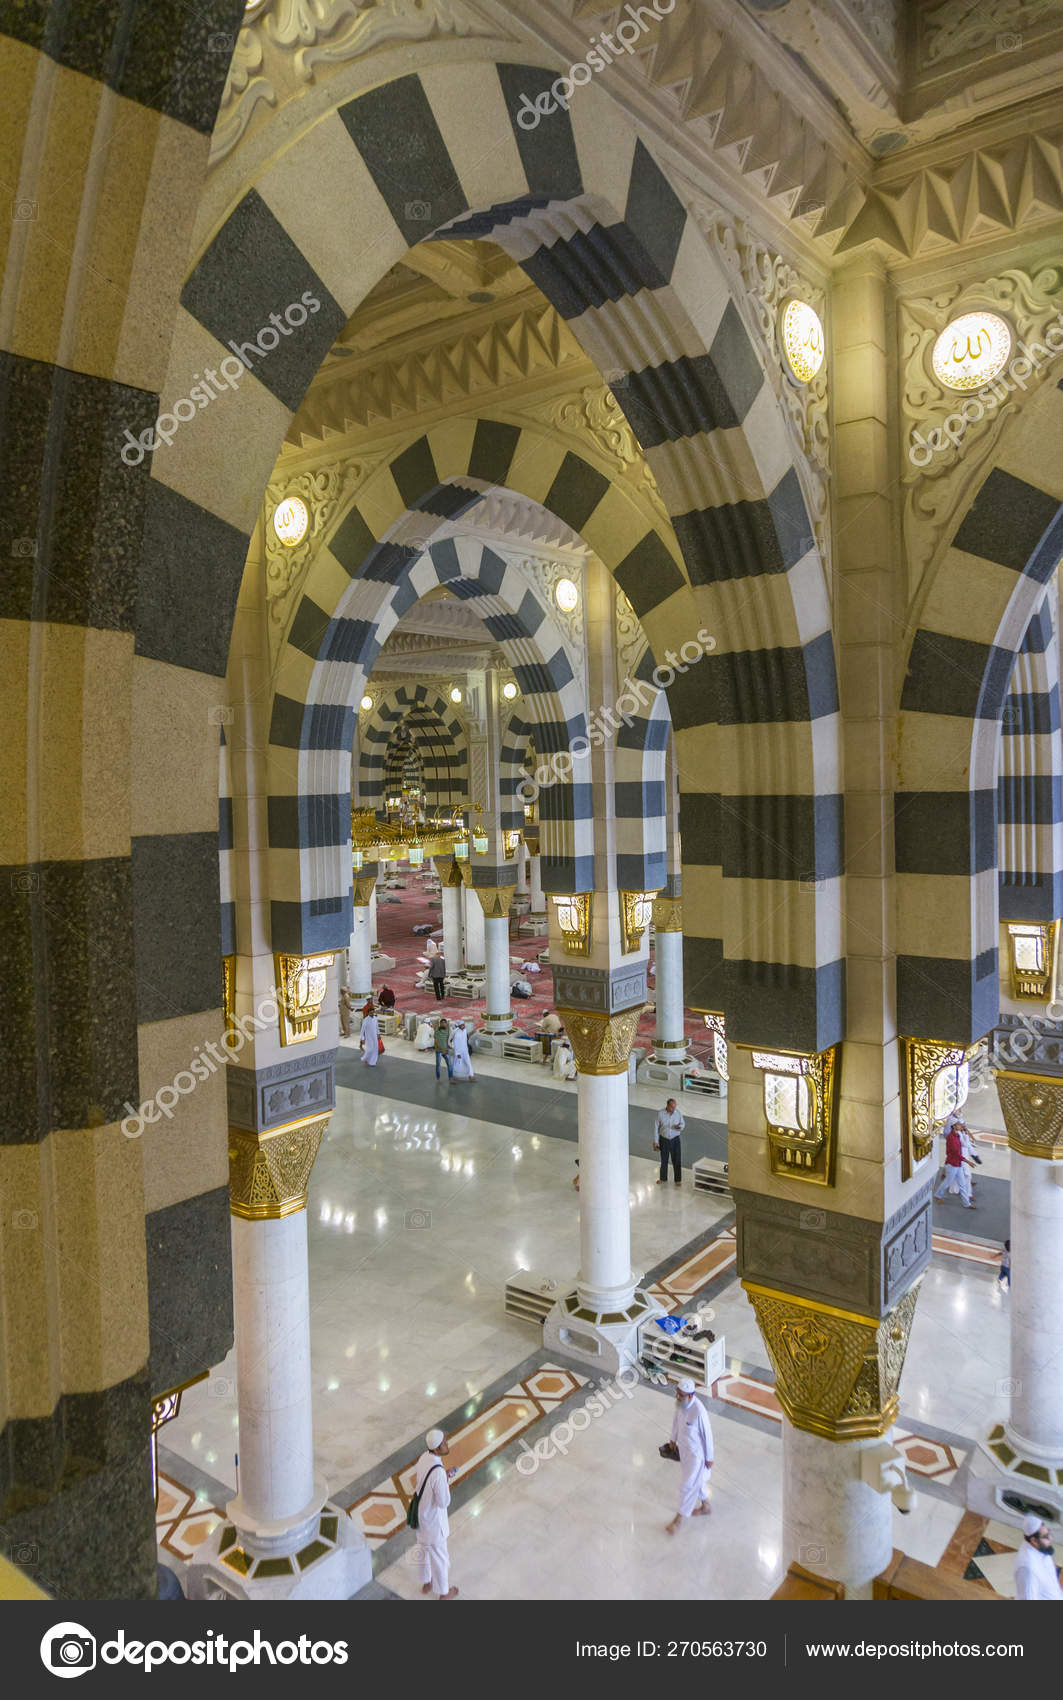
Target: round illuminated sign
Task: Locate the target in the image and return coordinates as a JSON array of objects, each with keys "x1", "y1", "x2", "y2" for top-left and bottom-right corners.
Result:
[
  {"x1": 554, "y1": 577, "x2": 579, "y2": 613},
  {"x1": 781, "y1": 300, "x2": 825, "y2": 384},
  {"x1": 502, "y1": 681, "x2": 518, "y2": 700},
  {"x1": 931, "y1": 311, "x2": 1012, "y2": 392},
  {"x1": 273, "y1": 495, "x2": 309, "y2": 547},
  {"x1": 450, "y1": 686, "x2": 462, "y2": 704},
  {"x1": 360, "y1": 695, "x2": 373, "y2": 712}
]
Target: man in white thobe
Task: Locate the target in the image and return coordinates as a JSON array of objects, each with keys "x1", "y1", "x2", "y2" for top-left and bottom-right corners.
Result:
[
  {"x1": 1014, "y1": 1513, "x2": 1063, "y2": 1599},
  {"x1": 360, "y1": 1008, "x2": 380, "y2": 1067},
  {"x1": 450, "y1": 1020, "x2": 474, "y2": 1080},
  {"x1": 414, "y1": 1428, "x2": 458, "y2": 1600},
  {"x1": 666, "y1": 1378, "x2": 714, "y2": 1534}
]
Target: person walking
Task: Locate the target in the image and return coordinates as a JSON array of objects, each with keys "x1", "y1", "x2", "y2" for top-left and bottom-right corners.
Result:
[
  {"x1": 429, "y1": 953, "x2": 447, "y2": 1001},
  {"x1": 360, "y1": 1004, "x2": 381, "y2": 1068},
  {"x1": 934, "y1": 1120, "x2": 975, "y2": 1207},
  {"x1": 412, "y1": 1428, "x2": 458, "y2": 1600},
  {"x1": 654, "y1": 1097, "x2": 685, "y2": 1186},
  {"x1": 1014, "y1": 1513, "x2": 1063, "y2": 1599},
  {"x1": 434, "y1": 1017, "x2": 453, "y2": 1081},
  {"x1": 450, "y1": 1019, "x2": 475, "y2": 1080},
  {"x1": 999, "y1": 1238, "x2": 1011, "y2": 1291},
  {"x1": 338, "y1": 986, "x2": 352, "y2": 1038},
  {"x1": 665, "y1": 1378, "x2": 714, "y2": 1534}
]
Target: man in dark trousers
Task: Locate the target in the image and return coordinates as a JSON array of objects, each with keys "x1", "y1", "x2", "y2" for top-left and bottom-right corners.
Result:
[
  {"x1": 654, "y1": 1097, "x2": 685, "y2": 1186},
  {"x1": 429, "y1": 953, "x2": 446, "y2": 1000}
]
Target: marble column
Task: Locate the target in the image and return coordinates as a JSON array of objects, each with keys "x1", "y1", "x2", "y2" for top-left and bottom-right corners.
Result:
[
  {"x1": 515, "y1": 843, "x2": 529, "y2": 895},
  {"x1": 347, "y1": 876, "x2": 375, "y2": 1003},
  {"x1": 979, "y1": 1071, "x2": 1063, "y2": 1507},
  {"x1": 528, "y1": 853, "x2": 545, "y2": 914},
  {"x1": 783, "y1": 1427, "x2": 894, "y2": 1600},
  {"x1": 368, "y1": 884, "x2": 378, "y2": 947},
  {"x1": 438, "y1": 874, "x2": 463, "y2": 975},
  {"x1": 479, "y1": 887, "x2": 516, "y2": 1032},
  {"x1": 187, "y1": 1107, "x2": 371, "y2": 1600},
  {"x1": 650, "y1": 896, "x2": 689, "y2": 1063},
  {"x1": 463, "y1": 883, "x2": 486, "y2": 974}
]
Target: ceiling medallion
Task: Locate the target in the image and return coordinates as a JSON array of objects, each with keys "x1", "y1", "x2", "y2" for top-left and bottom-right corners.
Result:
[
  {"x1": 273, "y1": 495, "x2": 309, "y2": 547},
  {"x1": 780, "y1": 299, "x2": 825, "y2": 384},
  {"x1": 554, "y1": 577, "x2": 579, "y2": 613},
  {"x1": 931, "y1": 311, "x2": 1012, "y2": 392}
]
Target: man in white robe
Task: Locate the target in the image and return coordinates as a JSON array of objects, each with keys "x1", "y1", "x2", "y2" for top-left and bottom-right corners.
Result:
[
  {"x1": 666, "y1": 1377, "x2": 714, "y2": 1533},
  {"x1": 413, "y1": 1428, "x2": 458, "y2": 1600},
  {"x1": 450, "y1": 1020, "x2": 474, "y2": 1080},
  {"x1": 1014, "y1": 1513, "x2": 1063, "y2": 1599},
  {"x1": 360, "y1": 1008, "x2": 380, "y2": 1067}
]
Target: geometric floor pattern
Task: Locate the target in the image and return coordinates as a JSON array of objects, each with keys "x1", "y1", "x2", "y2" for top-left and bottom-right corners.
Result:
[
  {"x1": 646, "y1": 1225, "x2": 737, "y2": 1312},
  {"x1": 931, "y1": 1231, "x2": 1004, "y2": 1266},
  {"x1": 345, "y1": 1363, "x2": 588, "y2": 1543},
  {"x1": 156, "y1": 1473, "x2": 224, "y2": 1563}
]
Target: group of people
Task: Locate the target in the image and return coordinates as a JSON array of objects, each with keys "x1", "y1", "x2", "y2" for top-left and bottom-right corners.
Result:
[
  {"x1": 432, "y1": 1016, "x2": 474, "y2": 1082},
  {"x1": 933, "y1": 1110, "x2": 982, "y2": 1209},
  {"x1": 411, "y1": 1378, "x2": 715, "y2": 1601}
]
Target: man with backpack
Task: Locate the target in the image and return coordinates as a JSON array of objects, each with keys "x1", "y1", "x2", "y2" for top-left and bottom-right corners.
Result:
[{"x1": 411, "y1": 1428, "x2": 458, "y2": 1599}]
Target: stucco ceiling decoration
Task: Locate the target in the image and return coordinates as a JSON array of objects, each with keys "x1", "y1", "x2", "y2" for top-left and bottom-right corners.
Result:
[{"x1": 900, "y1": 258, "x2": 1063, "y2": 590}]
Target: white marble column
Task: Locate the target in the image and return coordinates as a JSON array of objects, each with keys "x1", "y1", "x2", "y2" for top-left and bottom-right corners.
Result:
[
  {"x1": 440, "y1": 881, "x2": 463, "y2": 974},
  {"x1": 463, "y1": 885, "x2": 485, "y2": 973},
  {"x1": 1006, "y1": 1149, "x2": 1063, "y2": 1465},
  {"x1": 783, "y1": 1425, "x2": 894, "y2": 1600},
  {"x1": 651, "y1": 925, "x2": 689, "y2": 1061},
  {"x1": 483, "y1": 914, "x2": 514, "y2": 1033},
  {"x1": 515, "y1": 843, "x2": 529, "y2": 895},
  {"x1": 368, "y1": 884, "x2": 378, "y2": 946},
  {"x1": 528, "y1": 853, "x2": 544, "y2": 914},
  {"x1": 347, "y1": 904, "x2": 373, "y2": 1002},
  {"x1": 577, "y1": 1071, "x2": 637, "y2": 1312},
  {"x1": 229, "y1": 1214, "x2": 318, "y2": 1540}
]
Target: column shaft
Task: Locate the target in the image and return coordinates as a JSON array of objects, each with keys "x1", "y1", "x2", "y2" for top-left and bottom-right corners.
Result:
[
  {"x1": 783, "y1": 1425, "x2": 894, "y2": 1599},
  {"x1": 577, "y1": 1070, "x2": 636, "y2": 1311},
  {"x1": 529, "y1": 854, "x2": 544, "y2": 913},
  {"x1": 1008, "y1": 1149, "x2": 1063, "y2": 1459},
  {"x1": 348, "y1": 906, "x2": 372, "y2": 1001},
  {"x1": 652, "y1": 928, "x2": 687, "y2": 1057},
  {"x1": 440, "y1": 882, "x2": 463, "y2": 973},
  {"x1": 463, "y1": 886, "x2": 485, "y2": 972},
  {"x1": 483, "y1": 914, "x2": 513, "y2": 1032}
]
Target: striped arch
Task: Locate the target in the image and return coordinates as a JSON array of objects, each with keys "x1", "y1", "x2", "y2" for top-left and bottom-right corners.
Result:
[
  {"x1": 500, "y1": 706, "x2": 538, "y2": 833},
  {"x1": 998, "y1": 595, "x2": 1063, "y2": 924},
  {"x1": 897, "y1": 381, "x2": 1063, "y2": 1042},
  {"x1": 612, "y1": 646, "x2": 671, "y2": 896},
  {"x1": 164, "y1": 60, "x2": 841, "y2": 1050},
  {"x1": 267, "y1": 527, "x2": 587, "y2": 948},
  {"x1": 359, "y1": 686, "x2": 468, "y2": 814}
]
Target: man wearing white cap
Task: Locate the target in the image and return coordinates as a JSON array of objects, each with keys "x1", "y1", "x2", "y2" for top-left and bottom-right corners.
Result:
[
  {"x1": 413, "y1": 1429, "x2": 458, "y2": 1600},
  {"x1": 1014, "y1": 1513, "x2": 1063, "y2": 1599},
  {"x1": 666, "y1": 1378, "x2": 714, "y2": 1535}
]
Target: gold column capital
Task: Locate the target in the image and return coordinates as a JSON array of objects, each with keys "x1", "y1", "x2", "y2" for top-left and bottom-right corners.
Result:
[
  {"x1": 473, "y1": 884, "x2": 516, "y2": 919},
  {"x1": 995, "y1": 1070, "x2": 1063, "y2": 1160},
  {"x1": 228, "y1": 1113, "x2": 329, "y2": 1219},
  {"x1": 352, "y1": 875, "x2": 377, "y2": 907},
  {"x1": 652, "y1": 896, "x2": 683, "y2": 933},
  {"x1": 555, "y1": 1006, "x2": 643, "y2": 1075},
  {"x1": 742, "y1": 1279, "x2": 921, "y2": 1441}
]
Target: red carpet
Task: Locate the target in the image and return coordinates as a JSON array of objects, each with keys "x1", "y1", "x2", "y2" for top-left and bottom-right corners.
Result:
[{"x1": 372, "y1": 875, "x2": 714, "y2": 1060}]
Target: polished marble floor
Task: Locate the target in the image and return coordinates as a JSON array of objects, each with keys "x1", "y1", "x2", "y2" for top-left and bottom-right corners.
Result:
[{"x1": 162, "y1": 1056, "x2": 1016, "y2": 1599}]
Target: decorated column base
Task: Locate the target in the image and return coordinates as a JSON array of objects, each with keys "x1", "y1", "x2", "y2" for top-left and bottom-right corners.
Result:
[
  {"x1": 637, "y1": 1055, "x2": 690, "y2": 1089},
  {"x1": 543, "y1": 1286, "x2": 663, "y2": 1379},
  {"x1": 187, "y1": 1486, "x2": 371, "y2": 1601},
  {"x1": 968, "y1": 1433, "x2": 1063, "y2": 1528}
]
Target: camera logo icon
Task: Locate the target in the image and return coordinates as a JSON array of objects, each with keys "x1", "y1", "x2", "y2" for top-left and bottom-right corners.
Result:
[{"x1": 40, "y1": 1622, "x2": 97, "y2": 1678}]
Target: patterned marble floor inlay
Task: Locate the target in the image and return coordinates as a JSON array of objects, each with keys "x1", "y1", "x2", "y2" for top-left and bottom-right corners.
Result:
[
  {"x1": 156, "y1": 1473, "x2": 224, "y2": 1562},
  {"x1": 345, "y1": 1363, "x2": 587, "y2": 1543},
  {"x1": 932, "y1": 1231, "x2": 1003, "y2": 1264},
  {"x1": 646, "y1": 1226, "x2": 737, "y2": 1312}
]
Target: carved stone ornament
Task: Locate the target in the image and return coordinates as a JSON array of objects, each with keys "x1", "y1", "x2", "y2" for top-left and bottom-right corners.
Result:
[
  {"x1": 473, "y1": 884, "x2": 516, "y2": 919},
  {"x1": 229, "y1": 1114, "x2": 329, "y2": 1219},
  {"x1": 685, "y1": 206, "x2": 831, "y2": 575},
  {"x1": 743, "y1": 1279, "x2": 922, "y2": 1440},
  {"x1": 616, "y1": 584, "x2": 649, "y2": 679},
  {"x1": 264, "y1": 459, "x2": 384, "y2": 658},
  {"x1": 901, "y1": 1036, "x2": 978, "y2": 1179},
  {"x1": 920, "y1": 0, "x2": 1063, "y2": 66},
  {"x1": 652, "y1": 896, "x2": 683, "y2": 934},
  {"x1": 900, "y1": 261, "x2": 1063, "y2": 585},
  {"x1": 211, "y1": 0, "x2": 501, "y2": 165},
  {"x1": 996, "y1": 1070, "x2": 1063, "y2": 1160},
  {"x1": 555, "y1": 1006, "x2": 644, "y2": 1076},
  {"x1": 275, "y1": 952, "x2": 335, "y2": 1046},
  {"x1": 542, "y1": 385, "x2": 670, "y2": 531}
]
